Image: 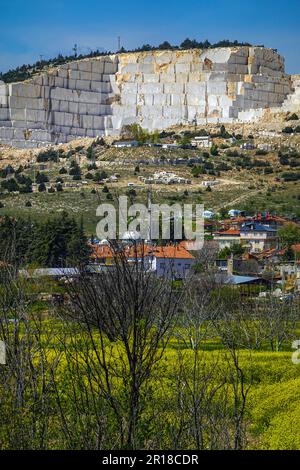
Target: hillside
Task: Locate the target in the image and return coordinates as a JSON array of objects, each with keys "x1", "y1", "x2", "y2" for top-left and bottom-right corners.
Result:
[
  {"x1": 0, "y1": 46, "x2": 295, "y2": 148},
  {"x1": 1, "y1": 118, "x2": 300, "y2": 232}
]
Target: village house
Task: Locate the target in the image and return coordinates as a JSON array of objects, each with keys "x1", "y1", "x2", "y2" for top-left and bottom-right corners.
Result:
[
  {"x1": 90, "y1": 243, "x2": 114, "y2": 265},
  {"x1": 191, "y1": 135, "x2": 212, "y2": 149},
  {"x1": 144, "y1": 245, "x2": 196, "y2": 279},
  {"x1": 220, "y1": 213, "x2": 296, "y2": 232},
  {"x1": 213, "y1": 228, "x2": 241, "y2": 250},
  {"x1": 90, "y1": 242, "x2": 196, "y2": 280},
  {"x1": 140, "y1": 171, "x2": 191, "y2": 185},
  {"x1": 240, "y1": 221, "x2": 279, "y2": 253}
]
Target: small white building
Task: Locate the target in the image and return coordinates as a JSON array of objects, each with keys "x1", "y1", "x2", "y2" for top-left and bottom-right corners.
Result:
[
  {"x1": 203, "y1": 210, "x2": 215, "y2": 219},
  {"x1": 140, "y1": 171, "x2": 191, "y2": 185},
  {"x1": 228, "y1": 209, "x2": 242, "y2": 218},
  {"x1": 213, "y1": 229, "x2": 241, "y2": 250},
  {"x1": 145, "y1": 246, "x2": 196, "y2": 280},
  {"x1": 191, "y1": 136, "x2": 212, "y2": 148},
  {"x1": 113, "y1": 140, "x2": 138, "y2": 148},
  {"x1": 202, "y1": 180, "x2": 220, "y2": 188},
  {"x1": 240, "y1": 222, "x2": 279, "y2": 253},
  {"x1": 240, "y1": 142, "x2": 256, "y2": 150},
  {"x1": 162, "y1": 143, "x2": 179, "y2": 150},
  {"x1": 109, "y1": 175, "x2": 118, "y2": 182}
]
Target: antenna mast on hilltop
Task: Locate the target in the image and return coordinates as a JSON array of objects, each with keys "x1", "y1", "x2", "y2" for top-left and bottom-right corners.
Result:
[{"x1": 117, "y1": 36, "x2": 121, "y2": 52}]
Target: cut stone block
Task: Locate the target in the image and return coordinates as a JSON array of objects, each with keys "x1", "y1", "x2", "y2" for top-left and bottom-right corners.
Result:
[
  {"x1": 93, "y1": 116, "x2": 105, "y2": 129},
  {"x1": 142, "y1": 74, "x2": 160, "y2": 83},
  {"x1": 164, "y1": 83, "x2": 184, "y2": 94},
  {"x1": 78, "y1": 61, "x2": 92, "y2": 72},
  {"x1": 0, "y1": 109, "x2": 9, "y2": 119},
  {"x1": 0, "y1": 96, "x2": 8, "y2": 106},
  {"x1": 76, "y1": 79, "x2": 91, "y2": 91},
  {"x1": 139, "y1": 83, "x2": 164, "y2": 94},
  {"x1": 175, "y1": 63, "x2": 191, "y2": 74},
  {"x1": 91, "y1": 60, "x2": 105, "y2": 74}
]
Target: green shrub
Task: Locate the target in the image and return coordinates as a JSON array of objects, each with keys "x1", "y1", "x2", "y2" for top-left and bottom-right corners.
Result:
[
  {"x1": 282, "y1": 127, "x2": 294, "y2": 134},
  {"x1": 286, "y1": 113, "x2": 299, "y2": 121},
  {"x1": 38, "y1": 182, "x2": 46, "y2": 192}
]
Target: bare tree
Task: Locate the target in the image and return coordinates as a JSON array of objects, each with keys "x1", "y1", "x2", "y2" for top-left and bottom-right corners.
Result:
[
  {"x1": 164, "y1": 272, "x2": 252, "y2": 450},
  {"x1": 56, "y1": 242, "x2": 182, "y2": 449}
]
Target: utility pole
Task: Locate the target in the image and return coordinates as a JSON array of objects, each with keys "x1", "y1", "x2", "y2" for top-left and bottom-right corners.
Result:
[
  {"x1": 73, "y1": 44, "x2": 78, "y2": 58},
  {"x1": 147, "y1": 188, "x2": 152, "y2": 243}
]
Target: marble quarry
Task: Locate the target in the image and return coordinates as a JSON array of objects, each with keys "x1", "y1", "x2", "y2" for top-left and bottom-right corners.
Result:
[{"x1": 0, "y1": 47, "x2": 297, "y2": 148}]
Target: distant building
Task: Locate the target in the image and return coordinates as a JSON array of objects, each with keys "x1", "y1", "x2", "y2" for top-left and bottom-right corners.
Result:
[
  {"x1": 203, "y1": 210, "x2": 215, "y2": 219},
  {"x1": 213, "y1": 229, "x2": 241, "y2": 250},
  {"x1": 143, "y1": 245, "x2": 196, "y2": 280},
  {"x1": 90, "y1": 243, "x2": 196, "y2": 280},
  {"x1": 140, "y1": 171, "x2": 191, "y2": 185},
  {"x1": 191, "y1": 136, "x2": 212, "y2": 148},
  {"x1": 258, "y1": 143, "x2": 273, "y2": 152},
  {"x1": 90, "y1": 244, "x2": 114, "y2": 265},
  {"x1": 109, "y1": 175, "x2": 118, "y2": 182},
  {"x1": 19, "y1": 268, "x2": 80, "y2": 279},
  {"x1": 240, "y1": 142, "x2": 256, "y2": 150},
  {"x1": 228, "y1": 209, "x2": 242, "y2": 218},
  {"x1": 202, "y1": 180, "x2": 219, "y2": 188},
  {"x1": 162, "y1": 143, "x2": 179, "y2": 150},
  {"x1": 113, "y1": 140, "x2": 138, "y2": 148},
  {"x1": 240, "y1": 222, "x2": 278, "y2": 253}
]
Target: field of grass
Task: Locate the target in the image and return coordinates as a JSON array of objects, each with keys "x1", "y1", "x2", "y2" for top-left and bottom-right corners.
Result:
[
  {"x1": 1, "y1": 313, "x2": 299, "y2": 449},
  {"x1": 1, "y1": 270, "x2": 300, "y2": 450}
]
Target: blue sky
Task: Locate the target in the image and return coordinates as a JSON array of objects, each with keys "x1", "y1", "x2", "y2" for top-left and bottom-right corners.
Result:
[{"x1": 1, "y1": 0, "x2": 300, "y2": 74}]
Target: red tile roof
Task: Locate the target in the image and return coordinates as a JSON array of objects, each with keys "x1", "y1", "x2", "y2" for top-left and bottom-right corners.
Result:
[
  {"x1": 90, "y1": 244, "x2": 114, "y2": 260},
  {"x1": 150, "y1": 245, "x2": 195, "y2": 260},
  {"x1": 248, "y1": 248, "x2": 286, "y2": 260},
  {"x1": 91, "y1": 243, "x2": 195, "y2": 261}
]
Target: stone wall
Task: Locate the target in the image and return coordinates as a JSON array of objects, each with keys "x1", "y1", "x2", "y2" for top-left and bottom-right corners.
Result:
[{"x1": 0, "y1": 47, "x2": 294, "y2": 147}]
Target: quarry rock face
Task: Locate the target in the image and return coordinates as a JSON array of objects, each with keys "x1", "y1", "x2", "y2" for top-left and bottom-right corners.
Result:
[
  {"x1": 0, "y1": 47, "x2": 295, "y2": 148},
  {"x1": 280, "y1": 75, "x2": 300, "y2": 112}
]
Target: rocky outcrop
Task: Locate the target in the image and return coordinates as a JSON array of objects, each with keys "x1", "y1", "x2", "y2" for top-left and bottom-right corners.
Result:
[{"x1": 0, "y1": 47, "x2": 294, "y2": 148}]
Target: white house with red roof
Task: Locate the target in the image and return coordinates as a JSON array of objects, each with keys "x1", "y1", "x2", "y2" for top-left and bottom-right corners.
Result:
[
  {"x1": 144, "y1": 245, "x2": 196, "y2": 279},
  {"x1": 90, "y1": 242, "x2": 196, "y2": 279},
  {"x1": 213, "y1": 228, "x2": 241, "y2": 250}
]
